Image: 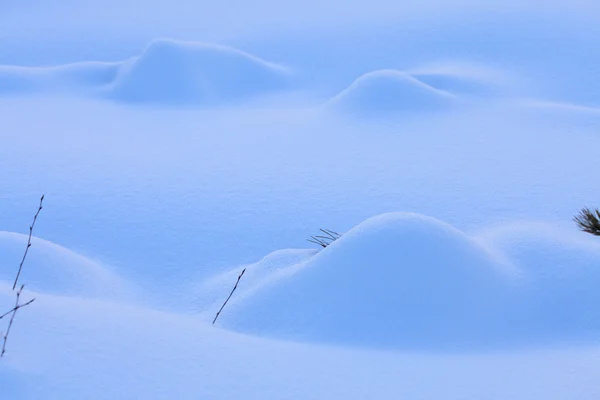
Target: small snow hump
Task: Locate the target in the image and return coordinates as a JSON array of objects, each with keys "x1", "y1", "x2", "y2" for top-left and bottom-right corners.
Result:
[
  {"x1": 325, "y1": 70, "x2": 457, "y2": 117},
  {"x1": 108, "y1": 38, "x2": 293, "y2": 105},
  {"x1": 0, "y1": 232, "x2": 137, "y2": 302}
]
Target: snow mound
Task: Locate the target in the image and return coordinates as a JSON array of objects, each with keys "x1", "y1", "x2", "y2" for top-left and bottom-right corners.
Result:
[
  {"x1": 108, "y1": 39, "x2": 293, "y2": 105},
  {"x1": 0, "y1": 232, "x2": 137, "y2": 302},
  {"x1": 219, "y1": 213, "x2": 518, "y2": 349},
  {"x1": 326, "y1": 70, "x2": 457, "y2": 116},
  {"x1": 0, "y1": 39, "x2": 292, "y2": 105}
]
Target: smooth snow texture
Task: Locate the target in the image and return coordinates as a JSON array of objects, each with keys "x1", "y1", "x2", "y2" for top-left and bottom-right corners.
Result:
[
  {"x1": 108, "y1": 39, "x2": 294, "y2": 105},
  {"x1": 405, "y1": 62, "x2": 514, "y2": 98},
  {"x1": 0, "y1": 39, "x2": 293, "y2": 105},
  {"x1": 216, "y1": 213, "x2": 600, "y2": 349},
  {"x1": 218, "y1": 213, "x2": 519, "y2": 349},
  {"x1": 476, "y1": 223, "x2": 600, "y2": 339},
  {"x1": 2, "y1": 287, "x2": 600, "y2": 400},
  {"x1": 183, "y1": 248, "x2": 317, "y2": 313},
  {"x1": 0, "y1": 63, "x2": 119, "y2": 96},
  {"x1": 326, "y1": 70, "x2": 458, "y2": 116},
  {"x1": 0, "y1": 232, "x2": 137, "y2": 302},
  {"x1": 2, "y1": 4, "x2": 600, "y2": 398}
]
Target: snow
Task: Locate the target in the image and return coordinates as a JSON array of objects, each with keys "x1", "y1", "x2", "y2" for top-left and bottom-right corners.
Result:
[
  {"x1": 184, "y1": 248, "x2": 317, "y2": 313},
  {"x1": 2, "y1": 1, "x2": 600, "y2": 399},
  {"x1": 3, "y1": 286, "x2": 600, "y2": 399},
  {"x1": 219, "y1": 213, "x2": 517, "y2": 349},
  {"x1": 0, "y1": 39, "x2": 293, "y2": 105},
  {"x1": 326, "y1": 70, "x2": 457, "y2": 115},
  {"x1": 109, "y1": 39, "x2": 294, "y2": 105},
  {"x1": 0, "y1": 232, "x2": 138, "y2": 302}
]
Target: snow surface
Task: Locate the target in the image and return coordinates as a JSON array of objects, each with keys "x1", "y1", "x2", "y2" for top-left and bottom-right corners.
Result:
[
  {"x1": 2, "y1": 2, "x2": 600, "y2": 399},
  {"x1": 109, "y1": 39, "x2": 294, "y2": 105},
  {"x1": 326, "y1": 70, "x2": 458, "y2": 116},
  {"x1": 219, "y1": 213, "x2": 518, "y2": 349},
  {"x1": 0, "y1": 39, "x2": 294, "y2": 105},
  {"x1": 0, "y1": 232, "x2": 137, "y2": 302}
]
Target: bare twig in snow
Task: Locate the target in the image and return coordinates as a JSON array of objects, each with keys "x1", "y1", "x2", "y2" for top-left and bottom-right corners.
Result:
[
  {"x1": 1, "y1": 285, "x2": 35, "y2": 357},
  {"x1": 1, "y1": 195, "x2": 44, "y2": 358},
  {"x1": 307, "y1": 228, "x2": 342, "y2": 248},
  {"x1": 213, "y1": 268, "x2": 246, "y2": 325},
  {"x1": 13, "y1": 195, "x2": 44, "y2": 290}
]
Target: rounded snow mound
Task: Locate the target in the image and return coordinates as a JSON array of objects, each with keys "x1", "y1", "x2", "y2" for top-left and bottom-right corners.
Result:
[
  {"x1": 109, "y1": 39, "x2": 293, "y2": 105},
  {"x1": 0, "y1": 232, "x2": 137, "y2": 302},
  {"x1": 219, "y1": 213, "x2": 518, "y2": 349},
  {"x1": 326, "y1": 70, "x2": 457, "y2": 116}
]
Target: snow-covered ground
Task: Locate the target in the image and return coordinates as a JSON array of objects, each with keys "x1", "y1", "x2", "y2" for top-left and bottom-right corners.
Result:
[{"x1": 2, "y1": 1, "x2": 600, "y2": 398}]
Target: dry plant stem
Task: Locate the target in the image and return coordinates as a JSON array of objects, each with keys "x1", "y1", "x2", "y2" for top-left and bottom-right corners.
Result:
[
  {"x1": 0, "y1": 298, "x2": 35, "y2": 320},
  {"x1": 1, "y1": 285, "x2": 35, "y2": 357},
  {"x1": 13, "y1": 195, "x2": 44, "y2": 290},
  {"x1": 307, "y1": 237, "x2": 328, "y2": 247},
  {"x1": 213, "y1": 268, "x2": 246, "y2": 325},
  {"x1": 307, "y1": 228, "x2": 342, "y2": 248},
  {"x1": 319, "y1": 229, "x2": 340, "y2": 240}
]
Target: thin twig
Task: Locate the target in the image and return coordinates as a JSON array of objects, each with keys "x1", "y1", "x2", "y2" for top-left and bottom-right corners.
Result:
[
  {"x1": 307, "y1": 228, "x2": 342, "y2": 249},
  {"x1": 0, "y1": 298, "x2": 35, "y2": 320},
  {"x1": 1, "y1": 195, "x2": 44, "y2": 358},
  {"x1": 319, "y1": 229, "x2": 338, "y2": 240},
  {"x1": 315, "y1": 235, "x2": 336, "y2": 241},
  {"x1": 213, "y1": 268, "x2": 246, "y2": 325},
  {"x1": 13, "y1": 195, "x2": 44, "y2": 290},
  {"x1": 307, "y1": 238, "x2": 327, "y2": 248},
  {"x1": 1, "y1": 285, "x2": 34, "y2": 357},
  {"x1": 322, "y1": 228, "x2": 341, "y2": 237}
]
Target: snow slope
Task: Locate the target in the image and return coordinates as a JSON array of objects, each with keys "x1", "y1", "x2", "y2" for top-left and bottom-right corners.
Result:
[
  {"x1": 477, "y1": 223, "x2": 600, "y2": 340},
  {"x1": 108, "y1": 39, "x2": 294, "y2": 105},
  {"x1": 2, "y1": 2, "x2": 600, "y2": 399},
  {"x1": 0, "y1": 39, "x2": 294, "y2": 106},
  {"x1": 183, "y1": 248, "x2": 317, "y2": 313},
  {"x1": 405, "y1": 62, "x2": 514, "y2": 98},
  {"x1": 214, "y1": 213, "x2": 600, "y2": 349},
  {"x1": 2, "y1": 286, "x2": 600, "y2": 400},
  {"x1": 218, "y1": 213, "x2": 517, "y2": 349},
  {"x1": 0, "y1": 62, "x2": 118, "y2": 96},
  {"x1": 326, "y1": 70, "x2": 458, "y2": 116},
  {"x1": 0, "y1": 232, "x2": 138, "y2": 302}
]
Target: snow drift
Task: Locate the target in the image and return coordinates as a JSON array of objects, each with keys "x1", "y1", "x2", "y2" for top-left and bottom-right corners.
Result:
[
  {"x1": 0, "y1": 39, "x2": 293, "y2": 105},
  {"x1": 107, "y1": 39, "x2": 293, "y2": 105},
  {"x1": 218, "y1": 213, "x2": 518, "y2": 349},
  {"x1": 184, "y1": 248, "x2": 317, "y2": 313},
  {"x1": 0, "y1": 232, "x2": 137, "y2": 302},
  {"x1": 477, "y1": 223, "x2": 600, "y2": 341},
  {"x1": 326, "y1": 70, "x2": 457, "y2": 116},
  {"x1": 404, "y1": 62, "x2": 512, "y2": 98},
  {"x1": 2, "y1": 287, "x2": 597, "y2": 400},
  {"x1": 0, "y1": 62, "x2": 118, "y2": 96}
]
